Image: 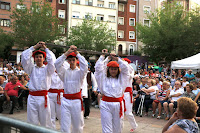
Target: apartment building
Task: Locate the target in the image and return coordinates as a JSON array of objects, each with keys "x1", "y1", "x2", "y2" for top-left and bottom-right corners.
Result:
[
  {"x1": 137, "y1": 0, "x2": 158, "y2": 49},
  {"x1": 68, "y1": 0, "x2": 118, "y2": 51},
  {"x1": 117, "y1": 0, "x2": 137, "y2": 56}
]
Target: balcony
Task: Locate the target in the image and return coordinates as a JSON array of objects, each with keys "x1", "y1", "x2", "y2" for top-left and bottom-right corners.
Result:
[{"x1": 118, "y1": 0, "x2": 128, "y2": 3}]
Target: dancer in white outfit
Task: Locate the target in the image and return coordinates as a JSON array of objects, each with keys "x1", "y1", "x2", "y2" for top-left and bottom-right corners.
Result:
[
  {"x1": 21, "y1": 42, "x2": 55, "y2": 128},
  {"x1": 48, "y1": 71, "x2": 64, "y2": 129},
  {"x1": 123, "y1": 58, "x2": 138, "y2": 132},
  {"x1": 94, "y1": 49, "x2": 129, "y2": 133},
  {"x1": 55, "y1": 45, "x2": 88, "y2": 133}
]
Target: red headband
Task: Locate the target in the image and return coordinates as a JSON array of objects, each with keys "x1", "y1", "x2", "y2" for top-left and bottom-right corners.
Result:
[
  {"x1": 107, "y1": 61, "x2": 119, "y2": 67},
  {"x1": 32, "y1": 50, "x2": 46, "y2": 58},
  {"x1": 123, "y1": 58, "x2": 131, "y2": 64}
]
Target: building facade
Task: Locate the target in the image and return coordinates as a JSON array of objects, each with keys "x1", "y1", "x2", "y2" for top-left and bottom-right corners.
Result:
[{"x1": 117, "y1": 0, "x2": 137, "y2": 56}]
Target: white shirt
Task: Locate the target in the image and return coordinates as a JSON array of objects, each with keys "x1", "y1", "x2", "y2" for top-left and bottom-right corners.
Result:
[
  {"x1": 182, "y1": 81, "x2": 189, "y2": 88},
  {"x1": 55, "y1": 53, "x2": 88, "y2": 94},
  {"x1": 81, "y1": 71, "x2": 98, "y2": 98},
  {"x1": 50, "y1": 72, "x2": 63, "y2": 89},
  {"x1": 94, "y1": 56, "x2": 129, "y2": 98},
  {"x1": 170, "y1": 88, "x2": 184, "y2": 101},
  {"x1": 149, "y1": 86, "x2": 159, "y2": 99},
  {"x1": 21, "y1": 46, "x2": 56, "y2": 91}
]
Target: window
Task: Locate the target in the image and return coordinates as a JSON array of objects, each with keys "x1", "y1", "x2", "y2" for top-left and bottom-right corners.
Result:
[
  {"x1": 97, "y1": 14, "x2": 104, "y2": 21},
  {"x1": 72, "y1": 0, "x2": 80, "y2": 4},
  {"x1": 118, "y1": 30, "x2": 124, "y2": 38},
  {"x1": 0, "y1": 2, "x2": 10, "y2": 10},
  {"x1": 109, "y1": 2, "x2": 115, "y2": 9},
  {"x1": 144, "y1": 6, "x2": 151, "y2": 14},
  {"x1": 144, "y1": 19, "x2": 150, "y2": 27},
  {"x1": 85, "y1": 0, "x2": 93, "y2": 6},
  {"x1": 108, "y1": 16, "x2": 115, "y2": 22},
  {"x1": 129, "y1": 18, "x2": 135, "y2": 26},
  {"x1": 72, "y1": 11, "x2": 80, "y2": 18},
  {"x1": 58, "y1": 10, "x2": 65, "y2": 19},
  {"x1": 130, "y1": 5, "x2": 135, "y2": 13},
  {"x1": 129, "y1": 31, "x2": 135, "y2": 39},
  {"x1": 118, "y1": 17, "x2": 124, "y2": 25},
  {"x1": 59, "y1": 0, "x2": 65, "y2": 4},
  {"x1": 58, "y1": 25, "x2": 65, "y2": 34},
  {"x1": 0, "y1": 19, "x2": 10, "y2": 27},
  {"x1": 118, "y1": 4, "x2": 124, "y2": 12},
  {"x1": 110, "y1": 30, "x2": 116, "y2": 37},
  {"x1": 85, "y1": 13, "x2": 92, "y2": 19},
  {"x1": 97, "y1": 1, "x2": 104, "y2": 7},
  {"x1": 16, "y1": 4, "x2": 26, "y2": 10},
  {"x1": 130, "y1": 45, "x2": 134, "y2": 55}
]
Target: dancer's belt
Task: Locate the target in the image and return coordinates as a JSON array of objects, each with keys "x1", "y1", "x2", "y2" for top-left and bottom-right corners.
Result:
[
  {"x1": 102, "y1": 95, "x2": 126, "y2": 117},
  {"x1": 125, "y1": 87, "x2": 133, "y2": 103},
  {"x1": 63, "y1": 91, "x2": 84, "y2": 111},
  {"x1": 29, "y1": 90, "x2": 48, "y2": 108},
  {"x1": 48, "y1": 89, "x2": 64, "y2": 105}
]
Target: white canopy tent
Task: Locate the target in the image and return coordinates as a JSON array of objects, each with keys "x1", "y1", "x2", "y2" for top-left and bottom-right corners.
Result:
[{"x1": 171, "y1": 53, "x2": 200, "y2": 69}]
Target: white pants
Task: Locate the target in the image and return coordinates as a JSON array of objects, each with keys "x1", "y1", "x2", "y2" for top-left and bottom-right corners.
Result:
[
  {"x1": 100, "y1": 100, "x2": 124, "y2": 133},
  {"x1": 27, "y1": 95, "x2": 52, "y2": 128},
  {"x1": 49, "y1": 92, "x2": 63, "y2": 129},
  {"x1": 61, "y1": 98, "x2": 84, "y2": 133},
  {"x1": 124, "y1": 92, "x2": 138, "y2": 130}
]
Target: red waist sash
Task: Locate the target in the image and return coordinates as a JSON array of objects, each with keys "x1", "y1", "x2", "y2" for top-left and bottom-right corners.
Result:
[
  {"x1": 102, "y1": 95, "x2": 126, "y2": 117},
  {"x1": 63, "y1": 91, "x2": 84, "y2": 111},
  {"x1": 125, "y1": 87, "x2": 133, "y2": 103},
  {"x1": 48, "y1": 89, "x2": 64, "y2": 105},
  {"x1": 29, "y1": 90, "x2": 48, "y2": 108}
]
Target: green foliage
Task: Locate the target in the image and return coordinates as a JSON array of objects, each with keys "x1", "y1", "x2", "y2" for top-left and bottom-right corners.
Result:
[
  {"x1": 0, "y1": 29, "x2": 15, "y2": 60},
  {"x1": 67, "y1": 18, "x2": 116, "y2": 52},
  {"x1": 133, "y1": 50, "x2": 142, "y2": 56},
  {"x1": 10, "y1": 0, "x2": 66, "y2": 47},
  {"x1": 137, "y1": 1, "x2": 200, "y2": 63}
]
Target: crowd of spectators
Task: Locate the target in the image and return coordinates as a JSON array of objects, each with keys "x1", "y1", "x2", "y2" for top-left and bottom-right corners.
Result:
[{"x1": 0, "y1": 62, "x2": 199, "y2": 130}]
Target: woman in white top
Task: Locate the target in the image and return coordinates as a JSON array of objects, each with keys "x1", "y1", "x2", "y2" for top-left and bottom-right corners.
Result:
[
  {"x1": 94, "y1": 49, "x2": 129, "y2": 133},
  {"x1": 140, "y1": 79, "x2": 159, "y2": 116}
]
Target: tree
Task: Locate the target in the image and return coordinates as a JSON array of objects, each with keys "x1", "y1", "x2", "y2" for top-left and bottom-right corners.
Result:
[
  {"x1": 137, "y1": 2, "x2": 200, "y2": 63},
  {"x1": 10, "y1": 0, "x2": 66, "y2": 47},
  {"x1": 0, "y1": 29, "x2": 15, "y2": 61},
  {"x1": 67, "y1": 18, "x2": 116, "y2": 52}
]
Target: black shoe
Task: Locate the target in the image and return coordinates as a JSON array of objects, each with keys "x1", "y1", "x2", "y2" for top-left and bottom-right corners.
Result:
[{"x1": 19, "y1": 106, "x2": 23, "y2": 110}]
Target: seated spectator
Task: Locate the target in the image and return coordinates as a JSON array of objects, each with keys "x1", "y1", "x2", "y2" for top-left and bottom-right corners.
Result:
[
  {"x1": 0, "y1": 76, "x2": 28, "y2": 114},
  {"x1": 162, "y1": 97, "x2": 199, "y2": 133},
  {"x1": 152, "y1": 81, "x2": 170, "y2": 119},
  {"x1": 184, "y1": 69, "x2": 195, "y2": 83},
  {"x1": 182, "y1": 84, "x2": 196, "y2": 100},
  {"x1": 163, "y1": 81, "x2": 184, "y2": 120},
  {"x1": 182, "y1": 77, "x2": 189, "y2": 88},
  {"x1": 0, "y1": 76, "x2": 7, "y2": 89},
  {"x1": 191, "y1": 81, "x2": 200, "y2": 96},
  {"x1": 139, "y1": 78, "x2": 148, "y2": 89},
  {"x1": 194, "y1": 92, "x2": 200, "y2": 125},
  {"x1": 156, "y1": 77, "x2": 162, "y2": 90},
  {"x1": 135, "y1": 79, "x2": 158, "y2": 116}
]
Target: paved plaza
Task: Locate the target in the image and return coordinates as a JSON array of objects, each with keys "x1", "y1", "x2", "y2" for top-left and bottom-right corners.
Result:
[{"x1": 1, "y1": 107, "x2": 167, "y2": 133}]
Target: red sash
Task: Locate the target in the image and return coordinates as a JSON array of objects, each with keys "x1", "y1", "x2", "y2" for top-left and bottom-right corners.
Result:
[
  {"x1": 125, "y1": 87, "x2": 133, "y2": 103},
  {"x1": 48, "y1": 89, "x2": 64, "y2": 105},
  {"x1": 63, "y1": 91, "x2": 84, "y2": 111},
  {"x1": 29, "y1": 90, "x2": 48, "y2": 108},
  {"x1": 102, "y1": 95, "x2": 126, "y2": 117}
]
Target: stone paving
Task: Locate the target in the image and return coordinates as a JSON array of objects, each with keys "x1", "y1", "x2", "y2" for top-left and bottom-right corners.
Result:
[{"x1": 1, "y1": 107, "x2": 167, "y2": 133}]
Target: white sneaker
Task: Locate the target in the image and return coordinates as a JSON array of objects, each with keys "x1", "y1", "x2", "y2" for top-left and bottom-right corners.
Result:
[
  {"x1": 84, "y1": 116, "x2": 89, "y2": 119},
  {"x1": 94, "y1": 105, "x2": 99, "y2": 108}
]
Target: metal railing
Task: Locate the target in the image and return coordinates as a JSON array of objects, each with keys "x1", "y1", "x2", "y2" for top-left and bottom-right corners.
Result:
[{"x1": 0, "y1": 115, "x2": 61, "y2": 133}]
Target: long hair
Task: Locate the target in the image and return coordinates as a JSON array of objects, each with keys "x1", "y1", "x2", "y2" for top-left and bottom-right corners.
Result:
[{"x1": 106, "y1": 67, "x2": 120, "y2": 78}]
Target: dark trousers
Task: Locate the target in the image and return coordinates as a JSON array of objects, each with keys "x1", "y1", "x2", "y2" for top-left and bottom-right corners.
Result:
[
  {"x1": 0, "y1": 95, "x2": 18, "y2": 113},
  {"x1": 135, "y1": 97, "x2": 153, "y2": 113},
  {"x1": 83, "y1": 89, "x2": 92, "y2": 117}
]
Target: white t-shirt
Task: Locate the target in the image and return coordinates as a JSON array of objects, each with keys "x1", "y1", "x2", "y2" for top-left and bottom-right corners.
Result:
[
  {"x1": 149, "y1": 85, "x2": 159, "y2": 99},
  {"x1": 170, "y1": 88, "x2": 184, "y2": 101},
  {"x1": 182, "y1": 81, "x2": 189, "y2": 88}
]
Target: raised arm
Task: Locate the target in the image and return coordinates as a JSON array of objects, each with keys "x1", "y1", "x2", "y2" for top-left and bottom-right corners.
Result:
[
  {"x1": 94, "y1": 49, "x2": 110, "y2": 93},
  {"x1": 21, "y1": 46, "x2": 35, "y2": 75},
  {"x1": 91, "y1": 72, "x2": 98, "y2": 92},
  {"x1": 45, "y1": 47, "x2": 56, "y2": 76},
  {"x1": 54, "y1": 54, "x2": 67, "y2": 82}
]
